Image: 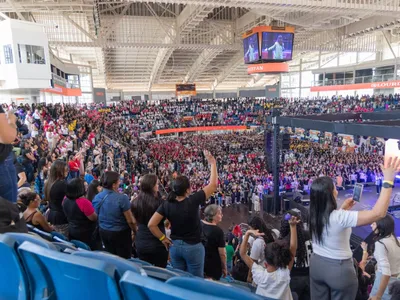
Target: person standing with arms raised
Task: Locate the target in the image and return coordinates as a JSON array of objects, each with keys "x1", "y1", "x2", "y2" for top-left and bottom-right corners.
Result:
[
  {"x1": 309, "y1": 156, "x2": 400, "y2": 300},
  {"x1": 148, "y1": 150, "x2": 218, "y2": 277}
]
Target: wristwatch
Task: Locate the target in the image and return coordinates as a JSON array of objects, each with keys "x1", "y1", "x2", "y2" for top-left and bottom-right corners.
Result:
[{"x1": 383, "y1": 182, "x2": 394, "y2": 188}]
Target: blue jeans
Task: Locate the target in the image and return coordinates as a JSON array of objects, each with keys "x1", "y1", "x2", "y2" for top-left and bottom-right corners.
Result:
[
  {"x1": 227, "y1": 261, "x2": 233, "y2": 273},
  {"x1": 170, "y1": 240, "x2": 205, "y2": 277},
  {"x1": 0, "y1": 153, "x2": 17, "y2": 203},
  {"x1": 371, "y1": 271, "x2": 399, "y2": 300}
]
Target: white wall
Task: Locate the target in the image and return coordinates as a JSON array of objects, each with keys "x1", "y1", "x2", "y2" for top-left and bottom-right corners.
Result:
[{"x1": 0, "y1": 19, "x2": 51, "y2": 90}]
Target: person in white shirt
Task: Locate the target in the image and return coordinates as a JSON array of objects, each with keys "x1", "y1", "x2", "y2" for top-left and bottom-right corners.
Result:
[
  {"x1": 369, "y1": 214, "x2": 400, "y2": 300},
  {"x1": 240, "y1": 216, "x2": 299, "y2": 300},
  {"x1": 267, "y1": 35, "x2": 285, "y2": 60},
  {"x1": 309, "y1": 156, "x2": 400, "y2": 300}
]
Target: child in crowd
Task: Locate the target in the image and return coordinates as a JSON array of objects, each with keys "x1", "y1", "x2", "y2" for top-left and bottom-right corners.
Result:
[
  {"x1": 240, "y1": 216, "x2": 299, "y2": 300},
  {"x1": 225, "y1": 239, "x2": 235, "y2": 274}
]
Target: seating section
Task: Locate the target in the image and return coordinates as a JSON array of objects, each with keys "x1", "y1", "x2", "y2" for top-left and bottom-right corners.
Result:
[
  {"x1": 18, "y1": 241, "x2": 121, "y2": 300},
  {"x1": 0, "y1": 233, "x2": 269, "y2": 300},
  {"x1": 0, "y1": 235, "x2": 29, "y2": 300}
]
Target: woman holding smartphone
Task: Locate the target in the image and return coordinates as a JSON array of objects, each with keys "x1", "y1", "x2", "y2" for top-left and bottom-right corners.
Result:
[{"x1": 309, "y1": 156, "x2": 400, "y2": 300}]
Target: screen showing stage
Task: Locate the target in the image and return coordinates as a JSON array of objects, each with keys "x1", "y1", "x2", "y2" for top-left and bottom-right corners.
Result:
[
  {"x1": 243, "y1": 33, "x2": 260, "y2": 64},
  {"x1": 261, "y1": 32, "x2": 294, "y2": 61},
  {"x1": 176, "y1": 84, "x2": 196, "y2": 96}
]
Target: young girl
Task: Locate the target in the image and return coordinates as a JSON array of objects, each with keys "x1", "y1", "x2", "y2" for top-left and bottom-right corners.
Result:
[{"x1": 240, "y1": 216, "x2": 299, "y2": 300}]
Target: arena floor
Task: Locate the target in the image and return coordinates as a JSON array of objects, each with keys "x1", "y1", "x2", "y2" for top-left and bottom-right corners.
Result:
[{"x1": 221, "y1": 187, "x2": 400, "y2": 237}]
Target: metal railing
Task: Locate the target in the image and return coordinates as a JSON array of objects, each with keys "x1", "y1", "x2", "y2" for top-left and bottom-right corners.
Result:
[{"x1": 312, "y1": 73, "x2": 397, "y2": 87}]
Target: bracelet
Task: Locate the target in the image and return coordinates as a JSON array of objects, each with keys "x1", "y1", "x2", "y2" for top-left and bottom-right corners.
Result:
[
  {"x1": 383, "y1": 180, "x2": 394, "y2": 185},
  {"x1": 159, "y1": 235, "x2": 166, "y2": 242}
]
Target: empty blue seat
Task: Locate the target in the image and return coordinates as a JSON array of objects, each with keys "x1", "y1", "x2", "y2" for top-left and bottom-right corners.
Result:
[
  {"x1": 167, "y1": 277, "x2": 266, "y2": 300},
  {"x1": 142, "y1": 266, "x2": 190, "y2": 281},
  {"x1": 4, "y1": 232, "x2": 58, "y2": 250},
  {"x1": 0, "y1": 235, "x2": 29, "y2": 300},
  {"x1": 72, "y1": 250, "x2": 146, "y2": 280},
  {"x1": 129, "y1": 257, "x2": 153, "y2": 267},
  {"x1": 120, "y1": 271, "x2": 225, "y2": 300},
  {"x1": 18, "y1": 242, "x2": 121, "y2": 300}
]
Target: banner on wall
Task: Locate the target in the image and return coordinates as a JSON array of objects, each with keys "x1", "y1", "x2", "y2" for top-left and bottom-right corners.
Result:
[{"x1": 41, "y1": 84, "x2": 82, "y2": 96}]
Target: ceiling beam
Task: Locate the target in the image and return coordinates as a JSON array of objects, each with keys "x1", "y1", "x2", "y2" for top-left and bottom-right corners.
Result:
[
  {"x1": 61, "y1": 13, "x2": 95, "y2": 41},
  {"x1": 5, "y1": 0, "x2": 26, "y2": 21}
]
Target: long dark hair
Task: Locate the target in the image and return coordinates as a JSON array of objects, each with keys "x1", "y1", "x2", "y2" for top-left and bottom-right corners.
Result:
[
  {"x1": 131, "y1": 174, "x2": 162, "y2": 225},
  {"x1": 373, "y1": 214, "x2": 400, "y2": 250},
  {"x1": 248, "y1": 215, "x2": 274, "y2": 245},
  {"x1": 279, "y1": 210, "x2": 308, "y2": 268},
  {"x1": 167, "y1": 175, "x2": 190, "y2": 202},
  {"x1": 87, "y1": 180, "x2": 101, "y2": 202},
  {"x1": 309, "y1": 176, "x2": 337, "y2": 244},
  {"x1": 44, "y1": 160, "x2": 67, "y2": 202}
]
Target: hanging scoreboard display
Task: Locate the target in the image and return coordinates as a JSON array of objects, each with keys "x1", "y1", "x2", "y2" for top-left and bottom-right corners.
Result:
[{"x1": 176, "y1": 84, "x2": 196, "y2": 96}]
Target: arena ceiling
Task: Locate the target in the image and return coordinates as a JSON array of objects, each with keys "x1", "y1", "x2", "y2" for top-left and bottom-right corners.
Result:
[{"x1": 0, "y1": 0, "x2": 399, "y2": 92}]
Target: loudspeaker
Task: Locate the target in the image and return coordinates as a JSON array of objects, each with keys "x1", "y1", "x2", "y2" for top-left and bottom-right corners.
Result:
[
  {"x1": 280, "y1": 133, "x2": 290, "y2": 150},
  {"x1": 265, "y1": 131, "x2": 273, "y2": 173}
]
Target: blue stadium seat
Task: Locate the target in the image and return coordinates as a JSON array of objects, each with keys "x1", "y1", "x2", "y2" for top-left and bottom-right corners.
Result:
[
  {"x1": 51, "y1": 231, "x2": 68, "y2": 241},
  {"x1": 129, "y1": 257, "x2": 153, "y2": 266},
  {"x1": 52, "y1": 242, "x2": 77, "y2": 253},
  {"x1": 166, "y1": 266, "x2": 194, "y2": 277},
  {"x1": 31, "y1": 228, "x2": 53, "y2": 241},
  {"x1": 0, "y1": 235, "x2": 29, "y2": 300},
  {"x1": 18, "y1": 242, "x2": 121, "y2": 300},
  {"x1": 120, "y1": 271, "x2": 225, "y2": 300},
  {"x1": 72, "y1": 250, "x2": 146, "y2": 280},
  {"x1": 167, "y1": 277, "x2": 267, "y2": 300},
  {"x1": 70, "y1": 240, "x2": 91, "y2": 250},
  {"x1": 4, "y1": 232, "x2": 58, "y2": 250},
  {"x1": 142, "y1": 266, "x2": 191, "y2": 281}
]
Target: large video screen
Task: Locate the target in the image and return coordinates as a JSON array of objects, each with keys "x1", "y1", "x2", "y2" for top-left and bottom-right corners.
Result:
[
  {"x1": 176, "y1": 84, "x2": 196, "y2": 96},
  {"x1": 261, "y1": 32, "x2": 294, "y2": 61},
  {"x1": 243, "y1": 33, "x2": 260, "y2": 64}
]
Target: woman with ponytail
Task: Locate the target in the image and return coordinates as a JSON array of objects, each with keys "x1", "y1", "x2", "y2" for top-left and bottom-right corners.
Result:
[
  {"x1": 21, "y1": 192, "x2": 54, "y2": 232},
  {"x1": 240, "y1": 216, "x2": 299, "y2": 299},
  {"x1": 248, "y1": 215, "x2": 275, "y2": 265},
  {"x1": 148, "y1": 150, "x2": 218, "y2": 277}
]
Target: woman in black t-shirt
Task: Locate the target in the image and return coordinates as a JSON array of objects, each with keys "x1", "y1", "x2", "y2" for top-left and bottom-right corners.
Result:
[
  {"x1": 149, "y1": 150, "x2": 218, "y2": 277},
  {"x1": 202, "y1": 204, "x2": 227, "y2": 280},
  {"x1": 44, "y1": 160, "x2": 69, "y2": 237},
  {"x1": 131, "y1": 174, "x2": 168, "y2": 268},
  {"x1": 0, "y1": 105, "x2": 18, "y2": 203}
]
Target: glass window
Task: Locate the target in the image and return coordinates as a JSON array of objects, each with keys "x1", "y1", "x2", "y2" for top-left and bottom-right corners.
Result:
[
  {"x1": 3, "y1": 45, "x2": 13, "y2": 64},
  {"x1": 18, "y1": 44, "x2": 45, "y2": 64}
]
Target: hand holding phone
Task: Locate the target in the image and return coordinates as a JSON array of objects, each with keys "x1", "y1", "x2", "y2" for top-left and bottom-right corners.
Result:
[{"x1": 352, "y1": 183, "x2": 364, "y2": 202}]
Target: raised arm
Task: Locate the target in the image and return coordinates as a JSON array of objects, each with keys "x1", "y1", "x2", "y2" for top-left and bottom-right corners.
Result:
[
  {"x1": 202, "y1": 150, "x2": 218, "y2": 199},
  {"x1": 357, "y1": 157, "x2": 400, "y2": 226},
  {"x1": 0, "y1": 110, "x2": 17, "y2": 144},
  {"x1": 240, "y1": 229, "x2": 264, "y2": 269},
  {"x1": 288, "y1": 216, "x2": 300, "y2": 271}
]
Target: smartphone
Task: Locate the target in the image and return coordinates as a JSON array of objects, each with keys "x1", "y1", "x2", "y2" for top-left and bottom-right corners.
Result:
[
  {"x1": 353, "y1": 183, "x2": 364, "y2": 202},
  {"x1": 384, "y1": 139, "x2": 400, "y2": 165}
]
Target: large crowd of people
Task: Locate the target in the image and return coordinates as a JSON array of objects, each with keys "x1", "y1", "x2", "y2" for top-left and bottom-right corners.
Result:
[{"x1": 0, "y1": 96, "x2": 399, "y2": 300}]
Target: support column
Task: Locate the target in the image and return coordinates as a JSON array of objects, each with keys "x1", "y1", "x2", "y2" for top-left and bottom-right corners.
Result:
[{"x1": 271, "y1": 109, "x2": 281, "y2": 215}]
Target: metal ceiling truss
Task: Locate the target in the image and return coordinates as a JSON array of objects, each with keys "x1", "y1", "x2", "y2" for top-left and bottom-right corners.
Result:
[{"x1": 3, "y1": 0, "x2": 400, "y2": 91}]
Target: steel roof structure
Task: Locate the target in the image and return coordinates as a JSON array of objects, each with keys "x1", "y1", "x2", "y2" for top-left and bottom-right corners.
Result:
[{"x1": 0, "y1": 0, "x2": 398, "y2": 92}]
